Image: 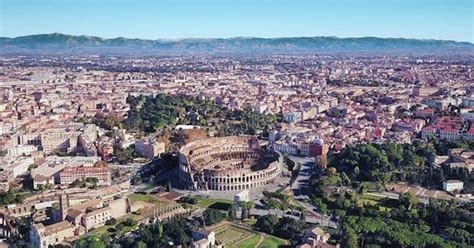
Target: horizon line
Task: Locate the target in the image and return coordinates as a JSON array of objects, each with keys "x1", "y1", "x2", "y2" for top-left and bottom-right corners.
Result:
[{"x1": 2, "y1": 32, "x2": 473, "y2": 44}]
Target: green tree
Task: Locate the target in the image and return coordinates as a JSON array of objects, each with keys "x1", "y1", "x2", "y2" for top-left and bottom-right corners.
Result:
[
  {"x1": 399, "y1": 192, "x2": 418, "y2": 210},
  {"x1": 135, "y1": 241, "x2": 146, "y2": 248},
  {"x1": 124, "y1": 217, "x2": 137, "y2": 227},
  {"x1": 156, "y1": 221, "x2": 163, "y2": 239},
  {"x1": 254, "y1": 214, "x2": 279, "y2": 234},
  {"x1": 227, "y1": 205, "x2": 237, "y2": 221},
  {"x1": 203, "y1": 208, "x2": 225, "y2": 225},
  {"x1": 274, "y1": 217, "x2": 306, "y2": 240}
]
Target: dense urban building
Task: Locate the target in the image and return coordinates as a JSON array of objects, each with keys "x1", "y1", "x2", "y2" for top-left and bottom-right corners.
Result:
[{"x1": 0, "y1": 50, "x2": 472, "y2": 248}]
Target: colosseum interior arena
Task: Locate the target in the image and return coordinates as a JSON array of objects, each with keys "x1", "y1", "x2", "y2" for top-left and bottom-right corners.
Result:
[{"x1": 179, "y1": 136, "x2": 281, "y2": 191}]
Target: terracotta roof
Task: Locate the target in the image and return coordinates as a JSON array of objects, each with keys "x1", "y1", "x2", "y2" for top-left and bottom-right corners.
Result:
[
  {"x1": 70, "y1": 198, "x2": 102, "y2": 211},
  {"x1": 67, "y1": 208, "x2": 83, "y2": 218},
  {"x1": 43, "y1": 221, "x2": 74, "y2": 236},
  {"x1": 85, "y1": 206, "x2": 111, "y2": 217},
  {"x1": 310, "y1": 227, "x2": 328, "y2": 237}
]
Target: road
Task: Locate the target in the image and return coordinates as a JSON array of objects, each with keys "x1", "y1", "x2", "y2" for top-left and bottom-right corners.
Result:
[
  {"x1": 150, "y1": 152, "x2": 338, "y2": 228},
  {"x1": 289, "y1": 156, "x2": 338, "y2": 228},
  {"x1": 290, "y1": 156, "x2": 314, "y2": 195}
]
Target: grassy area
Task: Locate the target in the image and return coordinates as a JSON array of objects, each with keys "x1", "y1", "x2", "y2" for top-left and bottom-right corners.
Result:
[
  {"x1": 258, "y1": 235, "x2": 288, "y2": 247},
  {"x1": 191, "y1": 196, "x2": 233, "y2": 209},
  {"x1": 213, "y1": 223, "x2": 259, "y2": 248},
  {"x1": 358, "y1": 193, "x2": 392, "y2": 212},
  {"x1": 363, "y1": 193, "x2": 386, "y2": 201},
  {"x1": 139, "y1": 183, "x2": 158, "y2": 191},
  {"x1": 89, "y1": 215, "x2": 139, "y2": 236},
  {"x1": 212, "y1": 222, "x2": 289, "y2": 248},
  {"x1": 240, "y1": 218, "x2": 257, "y2": 227},
  {"x1": 127, "y1": 193, "x2": 164, "y2": 207},
  {"x1": 237, "y1": 234, "x2": 261, "y2": 248}
]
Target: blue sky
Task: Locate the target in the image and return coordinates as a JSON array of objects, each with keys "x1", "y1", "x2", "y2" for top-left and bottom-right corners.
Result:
[{"x1": 1, "y1": 0, "x2": 473, "y2": 42}]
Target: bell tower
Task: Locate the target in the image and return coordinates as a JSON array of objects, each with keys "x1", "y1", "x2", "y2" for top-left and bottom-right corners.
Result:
[{"x1": 59, "y1": 194, "x2": 69, "y2": 220}]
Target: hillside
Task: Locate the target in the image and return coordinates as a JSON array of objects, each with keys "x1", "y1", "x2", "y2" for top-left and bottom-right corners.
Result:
[{"x1": 0, "y1": 33, "x2": 472, "y2": 55}]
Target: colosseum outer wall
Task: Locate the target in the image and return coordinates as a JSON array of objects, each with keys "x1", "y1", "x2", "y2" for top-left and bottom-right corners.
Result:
[{"x1": 178, "y1": 136, "x2": 281, "y2": 191}]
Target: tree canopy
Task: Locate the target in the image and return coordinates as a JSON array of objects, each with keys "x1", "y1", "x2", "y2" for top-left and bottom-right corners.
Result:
[
  {"x1": 329, "y1": 142, "x2": 438, "y2": 185},
  {"x1": 123, "y1": 93, "x2": 277, "y2": 136}
]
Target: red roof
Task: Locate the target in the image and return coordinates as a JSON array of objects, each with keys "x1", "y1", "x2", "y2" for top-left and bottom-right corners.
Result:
[
  {"x1": 440, "y1": 127, "x2": 458, "y2": 133},
  {"x1": 418, "y1": 108, "x2": 434, "y2": 114},
  {"x1": 422, "y1": 126, "x2": 436, "y2": 131},
  {"x1": 61, "y1": 166, "x2": 109, "y2": 173}
]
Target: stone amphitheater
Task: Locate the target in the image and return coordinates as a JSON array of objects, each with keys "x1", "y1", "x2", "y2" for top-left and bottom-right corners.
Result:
[{"x1": 179, "y1": 136, "x2": 281, "y2": 191}]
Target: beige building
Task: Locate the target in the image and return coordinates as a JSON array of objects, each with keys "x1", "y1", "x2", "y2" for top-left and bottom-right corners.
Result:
[
  {"x1": 108, "y1": 197, "x2": 129, "y2": 218},
  {"x1": 0, "y1": 171, "x2": 13, "y2": 192},
  {"x1": 33, "y1": 175, "x2": 55, "y2": 190},
  {"x1": 0, "y1": 156, "x2": 33, "y2": 177},
  {"x1": 6, "y1": 145, "x2": 37, "y2": 158},
  {"x1": 61, "y1": 195, "x2": 130, "y2": 232},
  {"x1": 192, "y1": 230, "x2": 222, "y2": 248},
  {"x1": 135, "y1": 138, "x2": 166, "y2": 159},
  {"x1": 59, "y1": 165, "x2": 111, "y2": 186},
  {"x1": 297, "y1": 227, "x2": 338, "y2": 248},
  {"x1": 448, "y1": 149, "x2": 474, "y2": 172},
  {"x1": 82, "y1": 206, "x2": 112, "y2": 231},
  {"x1": 30, "y1": 221, "x2": 75, "y2": 248},
  {"x1": 31, "y1": 156, "x2": 101, "y2": 185},
  {"x1": 41, "y1": 128, "x2": 81, "y2": 154}
]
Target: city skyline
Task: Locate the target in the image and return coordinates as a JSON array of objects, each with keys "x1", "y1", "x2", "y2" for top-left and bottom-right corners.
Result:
[
  {"x1": 0, "y1": 1, "x2": 474, "y2": 248},
  {"x1": 1, "y1": 0, "x2": 473, "y2": 42}
]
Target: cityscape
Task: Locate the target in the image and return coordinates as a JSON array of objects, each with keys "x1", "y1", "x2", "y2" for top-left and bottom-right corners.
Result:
[{"x1": 0, "y1": 1, "x2": 473, "y2": 248}]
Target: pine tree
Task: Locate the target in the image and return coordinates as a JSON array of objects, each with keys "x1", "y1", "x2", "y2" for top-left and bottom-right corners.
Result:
[
  {"x1": 241, "y1": 207, "x2": 248, "y2": 220},
  {"x1": 228, "y1": 205, "x2": 237, "y2": 221},
  {"x1": 157, "y1": 221, "x2": 163, "y2": 239},
  {"x1": 167, "y1": 180, "x2": 172, "y2": 192},
  {"x1": 439, "y1": 169, "x2": 446, "y2": 183}
]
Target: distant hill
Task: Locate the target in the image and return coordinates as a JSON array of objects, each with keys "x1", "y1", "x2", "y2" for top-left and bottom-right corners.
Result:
[{"x1": 0, "y1": 33, "x2": 472, "y2": 55}]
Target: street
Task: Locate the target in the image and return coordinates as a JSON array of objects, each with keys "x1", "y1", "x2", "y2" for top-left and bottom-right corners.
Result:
[{"x1": 289, "y1": 156, "x2": 338, "y2": 228}]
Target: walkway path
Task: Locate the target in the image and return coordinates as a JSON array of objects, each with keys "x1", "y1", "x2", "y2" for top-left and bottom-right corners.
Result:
[{"x1": 255, "y1": 233, "x2": 267, "y2": 247}]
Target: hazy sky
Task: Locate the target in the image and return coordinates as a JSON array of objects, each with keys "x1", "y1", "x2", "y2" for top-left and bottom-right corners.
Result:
[{"x1": 1, "y1": 0, "x2": 473, "y2": 42}]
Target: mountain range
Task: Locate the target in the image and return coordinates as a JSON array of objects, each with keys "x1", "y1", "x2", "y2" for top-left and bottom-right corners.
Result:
[{"x1": 0, "y1": 33, "x2": 472, "y2": 55}]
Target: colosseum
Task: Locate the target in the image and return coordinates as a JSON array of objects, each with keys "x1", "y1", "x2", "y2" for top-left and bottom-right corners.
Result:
[{"x1": 179, "y1": 136, "x2": 281, "y2": 191}]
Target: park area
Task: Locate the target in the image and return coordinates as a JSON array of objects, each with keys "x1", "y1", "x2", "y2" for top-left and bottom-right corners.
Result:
[
  {"x1": 211, "y1": 222, "x2": 288, "y2": 248},
  {"x1": 128, "y1": 193, "x2": 166, "y2": 206},
  {"x1": 88, "y1": 214, "x2": 140, "y2": 237}
]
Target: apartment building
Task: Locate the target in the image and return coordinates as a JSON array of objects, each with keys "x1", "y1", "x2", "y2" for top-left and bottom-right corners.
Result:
[
  {"x1": 135, "y1": 138, "x2": 166, "y2": 159},
  {"x1": 41, "y1": 129, "x2": 81, "y2": 154},
  {"x1": 82, "y1": 206, "x2": 112, "y2": 232},
  {"x1": 0, "y1": 156, "x2": 33, "y2": 178},
  {"x1": 59, "y1": 166, "x2": 111, "y2": 186},
  {"x1": 30, "y1": 221, "x2": 75, "y2": 248}
]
